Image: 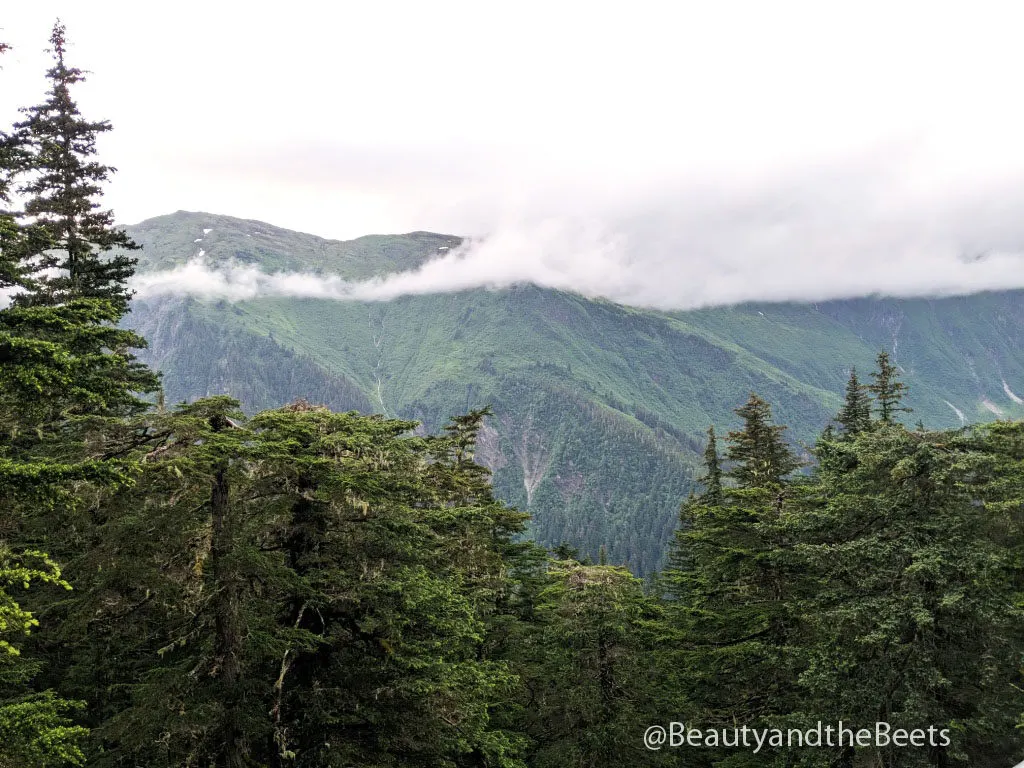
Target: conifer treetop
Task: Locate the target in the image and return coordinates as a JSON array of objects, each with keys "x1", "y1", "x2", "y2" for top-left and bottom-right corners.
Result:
[
  {"x1": 725, "y1": 393, "x2": 802, "y2": 488},
  {"x1": 868, "y1": 350, "x2": 911, "y2": 423},
  {"x1": 13, "y1": 20, "x2": 139, "y2": 313},
  {"x1": 836, "y1": 366, "x2": 872, "y2": 435},
  {"x1": 700, "y1": 425, "x2": 723, "y2": 502}
]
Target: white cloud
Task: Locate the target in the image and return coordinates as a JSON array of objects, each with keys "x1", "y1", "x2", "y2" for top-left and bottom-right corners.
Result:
[
  {"x1": 133, "y1": 171, "x2": 1024, "y2": 310},
  {"x1": 8, "y1": 1, "x2": 1024, "y2": 307}
]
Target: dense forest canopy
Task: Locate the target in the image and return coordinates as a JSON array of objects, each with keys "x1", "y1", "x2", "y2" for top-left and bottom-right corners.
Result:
[{"x1": 1, "y1": 23, "x2": 1022, "y2": 768}]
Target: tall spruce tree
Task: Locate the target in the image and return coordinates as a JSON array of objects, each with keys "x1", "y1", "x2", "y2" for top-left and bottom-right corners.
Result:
[
  {"x1": 836, "y1": 366, "x2": 871, "y2": 436},
  {"x1": 0, "y1": 27, "x2": 160, "y2": 767},
  {"x1": 661, "y1": 396, "x2": 806, "y2": 767},
  {"x1": 700, "y1": 425, "x2": 723, "y2": 503},
  {"x1": 1, "y1": 21, "x2": 157, "y2": 437},
  {"x1": 11, "y1": 21, "x2": 138, "y2": 312},
  {"x1": 0, "y1": 36, "x2": 110, "y2": 767},
  {"x1": 726, "y1": 393, "x2": 802, "y2": 488},
  {"x1": 868, "y1": 350, "x2": 911, "y2": 423},
  {"x1": 1, "y1": 23, "x2": 157, "y2": 586}
]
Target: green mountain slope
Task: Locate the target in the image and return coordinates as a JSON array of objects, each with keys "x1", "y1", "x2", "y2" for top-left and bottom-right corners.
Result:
[{"x1": 124, "y1": 211, "x2": 1024, "y2": 573}]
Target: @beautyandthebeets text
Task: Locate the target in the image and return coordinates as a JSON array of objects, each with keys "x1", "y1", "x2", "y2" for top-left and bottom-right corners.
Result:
[{"x1": 643, "y1": 722, "x2": 951, "y2": 753}]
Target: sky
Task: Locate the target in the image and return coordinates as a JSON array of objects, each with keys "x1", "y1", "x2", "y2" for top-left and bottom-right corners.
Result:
[{"x1": 6, "y1": 2, "x2": 1024, "y2": 309}]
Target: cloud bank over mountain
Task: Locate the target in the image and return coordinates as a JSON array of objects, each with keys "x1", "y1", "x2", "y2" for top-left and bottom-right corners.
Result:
[
  {"x1": 8, "y1": 2, "x2": 1024, "y2": 310},
  {"x1": 11, "y1": 4, "x2": 1024, "y2": 261},
  {"x1": 134, "y1": 144, "x2": 1024, "y2": 310}
]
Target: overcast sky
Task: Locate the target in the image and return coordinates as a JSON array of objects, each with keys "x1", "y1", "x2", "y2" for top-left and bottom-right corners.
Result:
[{"x1": 5, "y1": 2, "x2": 1024, "y2": 308}]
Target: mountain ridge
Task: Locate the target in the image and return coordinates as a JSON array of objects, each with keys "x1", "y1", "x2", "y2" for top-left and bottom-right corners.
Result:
[
  {"x1": 129, "y1": 210, "x2": 462, "y2": 277},
  {"x1": 122, "y1": 212, "x2": 1024, "y2": 573}
]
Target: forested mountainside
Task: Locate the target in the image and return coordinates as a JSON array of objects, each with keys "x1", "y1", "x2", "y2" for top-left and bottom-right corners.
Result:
[{"x1": 125, "y1": 211, "x2": 1024, "y2": 573}]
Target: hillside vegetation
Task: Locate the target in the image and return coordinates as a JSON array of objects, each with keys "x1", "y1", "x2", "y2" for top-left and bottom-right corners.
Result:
[{"x1": 128, "y1": 211, "x2": 1024, "y2": 572}]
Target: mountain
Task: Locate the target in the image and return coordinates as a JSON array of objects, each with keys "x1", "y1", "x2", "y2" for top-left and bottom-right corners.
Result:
[{"x1": 123, "y1": 211, "x2": 1024, "y2": 573}]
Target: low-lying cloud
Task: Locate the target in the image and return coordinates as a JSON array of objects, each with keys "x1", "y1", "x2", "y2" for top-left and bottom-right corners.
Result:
[{"x1": 132, "y1": 147, "x2": 1024, "y2": 311}]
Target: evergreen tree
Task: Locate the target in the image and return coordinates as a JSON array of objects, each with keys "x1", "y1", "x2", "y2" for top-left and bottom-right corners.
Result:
[
  {"x1": 50, "y1": 400, "x2": 528, "y2": 767},
  {"x1": 661, "y1": 395, "x2": 807, "y2": 766},
  {"x1": 522, "y1": 560, "x2": 663, "y2": 768},
  {"x1": 1, "y1": 34, "x2": 140, "y2": 766},
  {"x1": 0, "y1": 21, "x2": 157, "y2": 439},
  {"x1": 700, "y1": 425, "x2": 723, "y2": 503},
  {"x1": 10, "y1": 22, "x2": 138, "y2": 312},
  {"x1": 835, "y1": 366, "x2": 871, "y2": 435},
  {"x1": 725, "y1": 393, "x2": 802, "y2": 488},
  {"x1": 1, "y1": 33, "x2": 159, "y2": 718},
  {"x1": 868, "y1": 350, "x2": 911, "y2": 423},
  {"x1": 792, "y1": 419, "x2": 1023, "y2": 766}
]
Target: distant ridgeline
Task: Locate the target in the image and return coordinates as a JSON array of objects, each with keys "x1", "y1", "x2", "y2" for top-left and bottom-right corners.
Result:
[{"x1": 127, "y1": 212, "x2": 1024, "y2": 573}]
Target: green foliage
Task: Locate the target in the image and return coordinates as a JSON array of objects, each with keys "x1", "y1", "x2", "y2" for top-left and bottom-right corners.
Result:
[
  {"x1": 700, "y1": 426, "x2": 723, "y2": 503},
  {"x1": 662, "y1": 398, "x2": 807, "y2": 766},
  {"x1": 662, "y1": 354, "x2": 1024, "y2": 766},
  {"x1": 510, "y1": 558, "x2": 666, "y2": 768},
  {"x1": 43, "y1": 399, "x2": 528, "y2": 767},
  {"x1": 0, "y1": 549, "x2": 87, "y2": 767},
  {"x1": 835, "y1": 366, "x2": 871, "y2": 436},
  {"x1": 0, "y1": 25, "x2": 157, "y2": 767},
  {"x1": 0, "y1": 300, "x2": 157, "y2": 433},
  {"x1": 868, "y1": 350, "x2": 912, "y2": 424},
  {"x1": 10, "y1": 22, "x2": 139, "y2": 312},
  {"x1": 725, "y1": 394, "x2": 803, "y2": 488},
  {"x1": 792, "y1": 421, "x2": 1023, "y2": 765}
]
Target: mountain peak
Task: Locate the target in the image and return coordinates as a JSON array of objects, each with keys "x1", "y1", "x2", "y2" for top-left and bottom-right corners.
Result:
[{"x1": 126, "y1": 212, "x2": 462, "y2": 279}]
